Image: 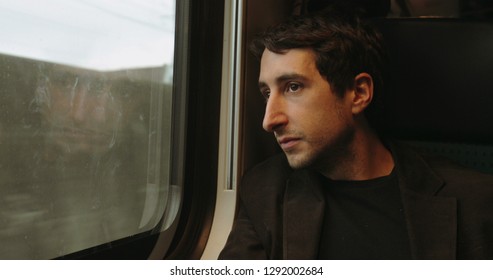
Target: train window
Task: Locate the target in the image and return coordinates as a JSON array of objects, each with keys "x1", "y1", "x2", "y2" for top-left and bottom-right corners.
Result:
[{"x1": 0, "y1": 0, "x2": 179, "y2": 259}]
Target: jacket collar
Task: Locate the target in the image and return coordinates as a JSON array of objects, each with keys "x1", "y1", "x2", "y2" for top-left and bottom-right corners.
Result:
[
  {"x1": 390, "y1": 141, "x2": 457, "y2": 259},
  {"x1": 282, "y1": 141, "x2": 457, "y2": 259},
  {"x1": 283, "y1": 169, "x2": 325, "y2": 259}
]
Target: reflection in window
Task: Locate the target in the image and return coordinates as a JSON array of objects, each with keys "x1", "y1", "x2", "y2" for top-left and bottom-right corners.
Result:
[{"x1": 0, "y1": 0, "x2": 176, "y2": 259}]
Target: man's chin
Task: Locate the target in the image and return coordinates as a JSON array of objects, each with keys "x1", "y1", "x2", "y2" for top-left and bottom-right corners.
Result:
[{"x1": 285, "y1": 153, "x2": 312, "y2": 170}]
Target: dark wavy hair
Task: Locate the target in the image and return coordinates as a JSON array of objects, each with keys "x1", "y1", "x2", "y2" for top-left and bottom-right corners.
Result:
[{"x1": 250, "y1": 8, "x2": 387, "y2": 101}]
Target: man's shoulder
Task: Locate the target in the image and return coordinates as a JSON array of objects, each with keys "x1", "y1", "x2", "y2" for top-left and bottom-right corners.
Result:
[
  {"x1": 426, "y1": 153, "x2": 493, "y2": 193},
  {"x1": 392, "y1": 140, "x2": 493, "y2": 194}
]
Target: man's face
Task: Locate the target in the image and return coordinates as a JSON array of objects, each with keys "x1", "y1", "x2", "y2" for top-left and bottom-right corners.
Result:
[
  {"x1": 39, "y1": 66, "x2": 121, "y2": 158},
  {"x1": 259, "y1": 48, "x2": 355, "y2": 170}
]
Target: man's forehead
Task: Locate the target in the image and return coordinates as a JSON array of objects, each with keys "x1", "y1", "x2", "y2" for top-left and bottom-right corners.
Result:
[
  {"x1": 261, "y1": 48, "x2": 315, "y2": 62},
  {"x1": 259, "y1": 48, "x2": 317, "y2": 83}
]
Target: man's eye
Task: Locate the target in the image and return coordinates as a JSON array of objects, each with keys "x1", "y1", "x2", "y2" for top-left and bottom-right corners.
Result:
[
  {"x1": 262, "y1": 90, "x2": 270, "y2": 100},
  {"x1": 287, "y1": 83, "x2": 301, "y2": 93}
]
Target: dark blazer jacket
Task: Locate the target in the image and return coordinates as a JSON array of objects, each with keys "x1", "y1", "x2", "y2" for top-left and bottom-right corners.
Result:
[{"x1": 219, "y1": 141, "x2": 493, "y2": 259}]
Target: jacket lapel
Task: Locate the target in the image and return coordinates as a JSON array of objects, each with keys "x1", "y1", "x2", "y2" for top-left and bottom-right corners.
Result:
[
  {"x1": 392, "y1": 142, "x2": 458, "y2": 259},
  {"x1": 401, "y1": 190, "x2": 457, "y2": 259},
  {"x1": 283, "y1": 170, "x2": 325, "y2": 259}
]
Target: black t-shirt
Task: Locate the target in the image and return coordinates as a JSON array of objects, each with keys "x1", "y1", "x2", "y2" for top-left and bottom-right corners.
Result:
[{"x1": 318, "y1": 170, "x2": 412, "y2": 259}]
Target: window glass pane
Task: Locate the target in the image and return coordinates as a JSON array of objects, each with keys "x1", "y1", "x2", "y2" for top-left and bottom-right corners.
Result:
[{"x1": 0, "y1": 0, "x2": 176, "y2": 259}]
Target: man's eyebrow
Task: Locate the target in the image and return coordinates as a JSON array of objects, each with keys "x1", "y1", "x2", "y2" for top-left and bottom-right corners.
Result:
[{"x1": 258, "y1": 73, "x2": 307, "y2": 90}]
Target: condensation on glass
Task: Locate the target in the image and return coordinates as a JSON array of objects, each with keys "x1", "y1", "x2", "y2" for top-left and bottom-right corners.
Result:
[{"x1": 0, "y1": 0, "x2": 178, "y2": 259}]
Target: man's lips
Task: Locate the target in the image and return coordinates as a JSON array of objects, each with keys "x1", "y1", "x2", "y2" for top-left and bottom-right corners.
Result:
[{"x1": 277, "y1": 136, "x2": 301, "y2": 151}]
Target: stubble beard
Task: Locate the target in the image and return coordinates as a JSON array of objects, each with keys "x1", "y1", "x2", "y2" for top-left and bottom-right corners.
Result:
[{"x1": 284, "y1": 125, "x2": 356, "y2": 176}]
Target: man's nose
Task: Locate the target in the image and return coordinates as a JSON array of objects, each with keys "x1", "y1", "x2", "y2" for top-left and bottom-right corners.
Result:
[{"x1": 262, "y1": 93, "x2": 288, "y2": 132}]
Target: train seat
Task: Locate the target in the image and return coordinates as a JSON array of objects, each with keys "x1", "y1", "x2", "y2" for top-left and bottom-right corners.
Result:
[{"x1": 374, "y1": 18, "x2": 493, "y2": 174}]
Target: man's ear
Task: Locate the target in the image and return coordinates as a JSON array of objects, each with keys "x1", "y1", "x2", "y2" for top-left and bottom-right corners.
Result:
[{"x1": 351, "y1": 73, "x2": 373, "y2": 114}]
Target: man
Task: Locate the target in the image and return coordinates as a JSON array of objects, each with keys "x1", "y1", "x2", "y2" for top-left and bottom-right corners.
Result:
[{"x1": 219, "y1": 9, "x2": 493, "y2": 259}]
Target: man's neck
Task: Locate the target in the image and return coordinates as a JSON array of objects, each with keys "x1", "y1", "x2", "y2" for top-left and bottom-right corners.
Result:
[{"x1": 319, "y1": 126, "x2": 394, "y2": 181}]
